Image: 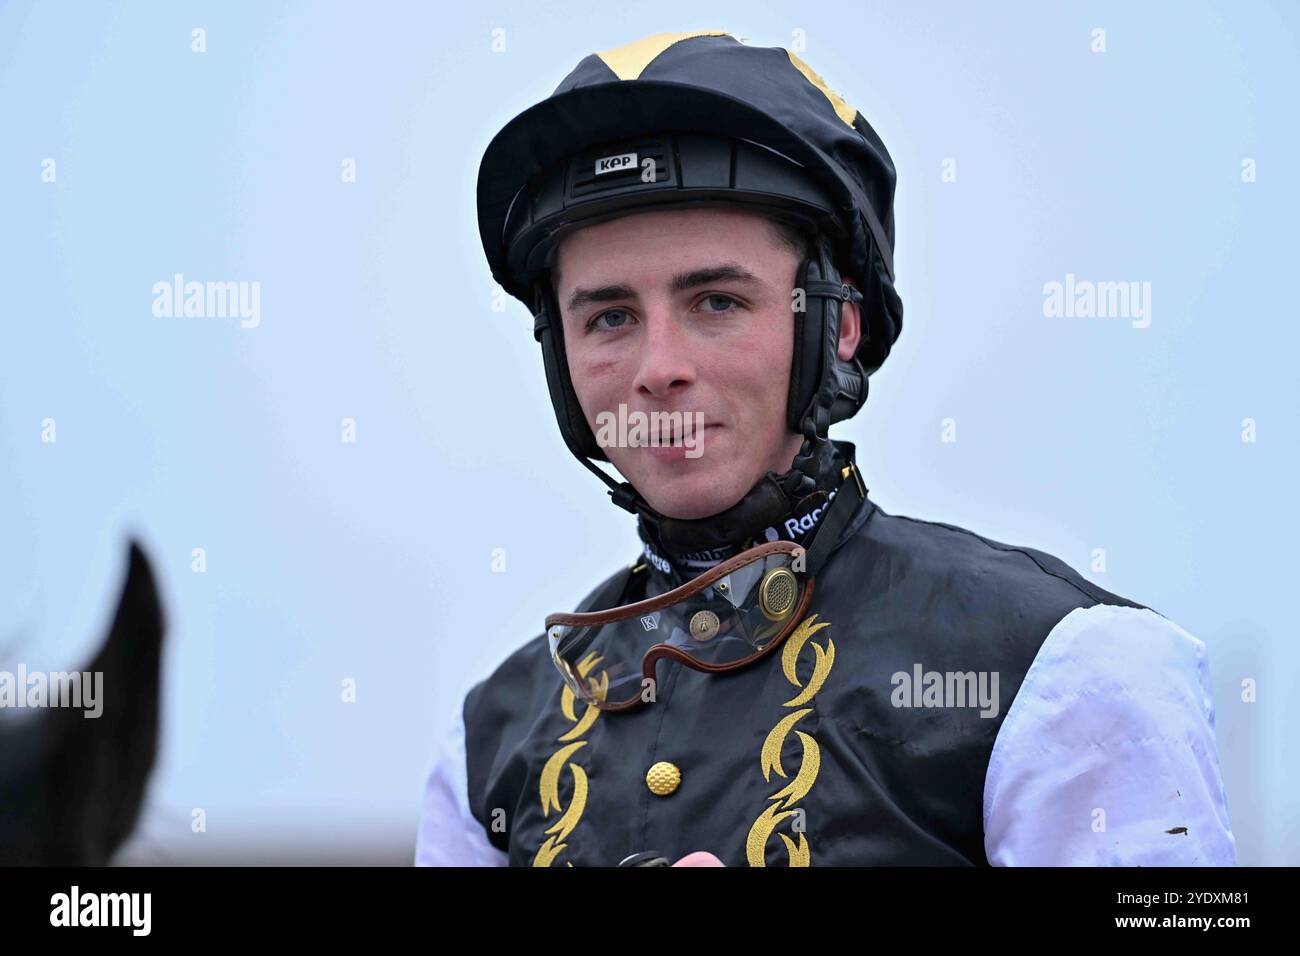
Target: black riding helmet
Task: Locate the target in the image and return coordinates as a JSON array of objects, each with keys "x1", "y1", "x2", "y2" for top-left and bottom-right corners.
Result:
[{"x1": 476, "y1": 31, "x2": 903, "y2": 540}]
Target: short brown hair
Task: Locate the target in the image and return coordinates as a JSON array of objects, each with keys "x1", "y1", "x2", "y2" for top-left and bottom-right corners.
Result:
[{"x1": 766, "y1": 215, "x2": 813, "y2": 262}]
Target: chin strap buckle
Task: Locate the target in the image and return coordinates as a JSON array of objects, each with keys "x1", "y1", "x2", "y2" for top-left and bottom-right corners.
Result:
[
  {"x1": 842, "y1": 461, "x2": 866, "y2": 498},
  {"x1": 608, "y1": 482, "x2": 641, "y2": 514}
]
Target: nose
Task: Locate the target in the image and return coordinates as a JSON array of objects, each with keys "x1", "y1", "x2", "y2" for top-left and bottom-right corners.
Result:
[{"x1": 631, "y1": 309, "x2": 696, "y2": 400}]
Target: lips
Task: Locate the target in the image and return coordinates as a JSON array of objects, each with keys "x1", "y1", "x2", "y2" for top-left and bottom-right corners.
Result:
[
  {"x1": 645, "y1": 421, "x2": 719, "y2": 444},
  {"x1": 640, "y1": 422, "x2": 721, "y2": 462},
  {"x1": 608, "y1": 408, "x2": 714, "y2": 445}
]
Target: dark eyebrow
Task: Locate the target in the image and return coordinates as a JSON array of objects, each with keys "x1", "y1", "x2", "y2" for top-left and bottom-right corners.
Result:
[
  {"x1": 670, "y1": 264, "x2": 760, "y2": 293},
  {"x1": 565, "y1": 263, "x2": 761, "y2": 314}
]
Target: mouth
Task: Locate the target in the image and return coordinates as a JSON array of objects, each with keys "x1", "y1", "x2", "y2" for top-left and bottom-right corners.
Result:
[
  {"x1": 641, "y1": 423, "x2": 722, "y2": 461},
  {"x1": 645, "y1": 420, "x2": 717, "y2": 442}
]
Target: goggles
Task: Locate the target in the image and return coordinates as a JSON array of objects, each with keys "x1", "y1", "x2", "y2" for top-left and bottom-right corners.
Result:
[
  {"x1": 546, "y1": 462, "x2": 864, "y2": 713},
  {"x1": 546, "y1": 540, "x2": 813, "y2": 713}
]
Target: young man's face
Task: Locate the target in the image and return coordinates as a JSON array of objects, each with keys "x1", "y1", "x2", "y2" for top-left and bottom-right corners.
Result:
[{"x1": 553, "y1": 206, "x2": 860, "y2": 520}]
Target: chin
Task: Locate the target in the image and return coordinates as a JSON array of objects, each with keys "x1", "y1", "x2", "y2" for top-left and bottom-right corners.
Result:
[{"x1": 636, "y1": 468, "x2": 749, "y2": 521}]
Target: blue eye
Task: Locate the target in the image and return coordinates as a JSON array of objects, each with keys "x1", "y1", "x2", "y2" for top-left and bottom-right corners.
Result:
[
  {"x1": 588, "y1": 309, "x2": 636, "y2": 332},
  {"x1": 698, "y1": 294, "x2": 740, "y2": 313}
]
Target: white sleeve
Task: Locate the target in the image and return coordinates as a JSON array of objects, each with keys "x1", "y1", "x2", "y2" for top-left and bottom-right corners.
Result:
[
  {"x1": 983, "y1": 604, "x2": 1237, "y2": 866},
  {"x1": 414, "y1": 704, "x2": 510, "y2": 867}
]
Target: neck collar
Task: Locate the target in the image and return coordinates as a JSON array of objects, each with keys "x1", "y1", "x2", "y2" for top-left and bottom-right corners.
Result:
[{"x1": 636, "y1": 440, "x2": 856, "y2": 586}]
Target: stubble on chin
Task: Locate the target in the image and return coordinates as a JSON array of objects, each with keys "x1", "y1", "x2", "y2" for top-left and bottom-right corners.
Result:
[{"x1": 642, "y1": 466, "x2": 753, "y2": 521}]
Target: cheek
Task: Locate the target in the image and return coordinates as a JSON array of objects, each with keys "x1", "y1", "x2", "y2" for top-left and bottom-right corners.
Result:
[
  {"x1": 566, "y1": 344, "x2": 626, "y2": 417},
  {"x1": 736, "y1": 322, "x2": 793, "y2": 434},
  {"x1": 723, "y1": 317, "x2": 793, "y2": 395}
]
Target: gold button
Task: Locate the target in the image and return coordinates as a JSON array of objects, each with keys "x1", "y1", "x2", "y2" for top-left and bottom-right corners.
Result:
[{"x1": 645, "y1": 761, "x2": 681, "y2": 796}]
